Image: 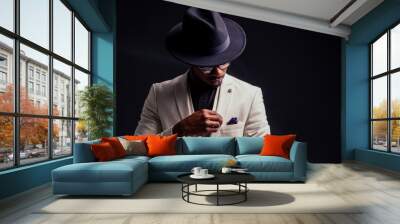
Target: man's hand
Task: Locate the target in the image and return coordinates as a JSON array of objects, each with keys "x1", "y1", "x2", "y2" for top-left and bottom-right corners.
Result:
[{"x1": 172, "y1": 109, "x2": 223, "y2": 136}]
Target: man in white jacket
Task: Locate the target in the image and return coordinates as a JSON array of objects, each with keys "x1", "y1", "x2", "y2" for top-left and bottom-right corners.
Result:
[{"x1": 135, "y1": 7, "x2": 270, "y2": 137}]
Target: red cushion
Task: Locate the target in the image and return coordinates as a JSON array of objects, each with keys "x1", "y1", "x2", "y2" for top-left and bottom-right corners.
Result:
[
  {"x1": 259, "y1": 134, "x2": 296, "y2": 159},
  {"x1": 101, "y1": 137, "x2": 127, "y2": 158},
  {"x1": 124, "y1": 135, "x2": 149, "y2": 141},
  {"x1": 146, "y1": 134, "x2": 177, "y2": 157},
  {"x1": 91, "y1": 142, "x2": 118, "y2": 161}
]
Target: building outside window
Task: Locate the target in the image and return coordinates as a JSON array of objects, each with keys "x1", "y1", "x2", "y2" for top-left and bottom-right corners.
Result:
[
  {"x1": 0, "y1": 0, "x2": 91, "y2": 170},
  {"x1": 370, "y1": 22, "x2": 400, "y2": 154}
]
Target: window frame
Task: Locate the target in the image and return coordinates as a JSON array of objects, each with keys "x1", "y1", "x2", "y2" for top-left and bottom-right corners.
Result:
[
  {"x1": 0, "y1": 0, "x2": 92, "y2": 171},
  {"x1": 370, "y1": 20, "x2": 400, "y2": 154}
]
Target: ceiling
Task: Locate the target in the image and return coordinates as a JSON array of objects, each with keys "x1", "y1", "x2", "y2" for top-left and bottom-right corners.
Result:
[{"x1": 163, "y1": 0, "x2": 384, "y2": 39}]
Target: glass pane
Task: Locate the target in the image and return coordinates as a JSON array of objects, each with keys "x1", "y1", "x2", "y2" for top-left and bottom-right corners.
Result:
[
  {"x1": 20, "y1": 0, "x2": 49, "y2": 49},
  {"x1": 372, "y1": 77, "x2": 387, "y2": 119},
  {"x1": 53, "y1": 119, "x2": 72, "y2": 157},
  {"x1": 0, "y1": 0, "x2": 14, "y2": 31},
  {"x1": 0, "y1": 34, "x2": 14, "y2": 112},
  {"x1": 53, "y1": 59, "x2": 72, "y2": 117},
  {"x1": 74, "y1": 69, "x2": 89, "y2": 118},
  {"x1": 75, "y1": 120, "x2": 88, "y2": 143},
  {"x1": 53, "y1": 0, "x2": 72, "y2": 60},
  {"x1": 20, "y1": 44, "x2": 49, "y2": 115},
  {"x1": 20, "y1": 117, "x2": 49, "y2": 165},
  {"x1": 372, "y1": 121, "x2": 388, "y2": 151},
  {"x1": 392, "y1": 72, "x2": 400, "y2": 118},
  {"x1": 372, "y1": 33, "x2": 387, "y2": 76},
  {"x1": 391, "y1": 120, "x2": 400, "y2": 153},
  {"x1": 0, "y1": 116, "x2": 13, "y2": 170},
  {"x1": 74, "y1": 17, "x2": 89, "y2": 70},
  {"x1": 391, "y1": 24, "x2": 400, "y2": 70}
]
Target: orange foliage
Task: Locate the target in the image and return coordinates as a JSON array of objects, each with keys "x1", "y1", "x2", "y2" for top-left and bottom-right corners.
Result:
[{"x1": 0, "y1": 84, "x2": 60, "y2": 150}]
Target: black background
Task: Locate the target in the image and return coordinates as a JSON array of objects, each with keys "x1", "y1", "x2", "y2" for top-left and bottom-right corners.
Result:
[{"x1": 116, "y1": 0, "x2": 342, "y2": 163}]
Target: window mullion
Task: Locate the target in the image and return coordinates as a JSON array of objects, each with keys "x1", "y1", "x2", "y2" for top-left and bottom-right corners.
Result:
[
  {"x1": 71, "y1": 10, "x2": 76, "y2": 155},
  {"x1": 48, "y1": 0, "x2": 54, "y2": 160},
  {"x1": 13, "y1": 0, "x2": 20, "y2": 167},
  {"x1": 388, "y1": 30, "x2": 391, "y2": 152}
]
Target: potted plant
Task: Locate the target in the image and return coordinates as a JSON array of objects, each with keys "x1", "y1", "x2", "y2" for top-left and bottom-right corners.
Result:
[{"x1": 79, "y1": 84, "x2": 113, "y2": 140}]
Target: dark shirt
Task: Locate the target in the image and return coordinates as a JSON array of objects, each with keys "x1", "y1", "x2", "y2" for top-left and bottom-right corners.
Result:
[{"x1": 188, "y1": 71, "x2": 217, "y2": 111}]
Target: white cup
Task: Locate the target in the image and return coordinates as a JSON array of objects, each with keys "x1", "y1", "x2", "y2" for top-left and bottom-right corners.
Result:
[
  {"x1": 200, "y1": 169, "x2": 208, "y2": 176},
  {"x1": 221, "y1": 167, "x2": 232, "y2": 174},
  {"x1": 191, "y1": 167, "x2": 202, "y2": 176}
]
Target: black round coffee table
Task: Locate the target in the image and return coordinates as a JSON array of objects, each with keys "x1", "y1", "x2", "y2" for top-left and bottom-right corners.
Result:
[{"x1": 177, "y1": 173, "x2": 255, "y2": 206}]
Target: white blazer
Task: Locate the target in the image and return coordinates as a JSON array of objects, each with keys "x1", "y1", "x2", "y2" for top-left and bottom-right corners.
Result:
[{"x1": 134, "y1": 71, "x2": 270, "y2": 137}]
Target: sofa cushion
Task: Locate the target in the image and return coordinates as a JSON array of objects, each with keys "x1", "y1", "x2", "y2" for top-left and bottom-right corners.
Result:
[
  {"x1": 53, "y1": 158, "x2": 147, "y2": 183},
  {"x1": 147, "y1": 134, "x2": 177, "y2": 157},
  {"x1": 235, "y1": 137, "x2": 263, "y2": 155},
  {"x1": 149, "y1": 154, "x2": 235, "y2": 172},
  {"x1": 90, "y1": 142, "x2": 118, "y2": 161},
  {"x1": 259, "y1": 134, "x2": 296, "y2": 159},
  {"x1": 179, "y1": 137, "x2": 235, "y2": 155},
  {"x1": 236, "y1": 155, "x2": 293, "y2": 172}
]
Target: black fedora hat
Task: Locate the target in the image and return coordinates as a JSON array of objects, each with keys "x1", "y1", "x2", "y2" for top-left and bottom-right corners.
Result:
[{"x1": 165, "y1": 7, "x2": 246, "y2": 67}]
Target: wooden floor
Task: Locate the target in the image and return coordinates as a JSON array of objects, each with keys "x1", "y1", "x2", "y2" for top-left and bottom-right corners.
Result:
[{"x1": 1, "y1": 162, "x2": 400, "y2": 224}]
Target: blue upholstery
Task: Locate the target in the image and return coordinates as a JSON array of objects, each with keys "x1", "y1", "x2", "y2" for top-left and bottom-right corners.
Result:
[
  {"x1": 236, "y1": 155, "x2": 293, "y2": 172},
  {"x1": 235, "y1": 137, "x2": 263, "y2": 155},
  {"x1": 290, "y1": 141, "x2": 307, "y2": 181},
  {"x1": 179, "y1": 137, "x2": 235, "y2": 155},
  {"x1": 73, "y1": 140, "x2": 100, "y2": 163},
  {"x1": 53, "y1": 137, "x2": 307, "y2": 195},
  {"x1": 52, "y1": 158, "x2": 148, "y2": 195},
  {"x1": 149, "y1": 154, "x2": 234, "y2": 172}
]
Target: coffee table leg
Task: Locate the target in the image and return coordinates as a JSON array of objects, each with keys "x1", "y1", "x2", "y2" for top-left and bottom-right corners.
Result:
[
  {"x1": 245, "y1": 183, "x2": 247, "y2": 201},
  {"x1": 216, "y1": 184, "x2": 219, "y2": 206}
]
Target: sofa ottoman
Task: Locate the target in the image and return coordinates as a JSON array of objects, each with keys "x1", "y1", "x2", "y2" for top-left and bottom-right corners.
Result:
[{"x1": 52, "y1": 155, "x2": 149, "y2": 196}]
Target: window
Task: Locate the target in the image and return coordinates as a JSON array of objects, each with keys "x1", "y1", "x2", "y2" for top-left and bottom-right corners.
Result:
[
  {"x1": 28, "y1": 81, "x2": 34, "y2": 94},
  {"x1": 0, "y1": 54, "x2": 8, "y2": 89},
  {"x1": 0, "y1": 55, "x2": 7, "y2": 67},
  {"x1": 35, "y1": 70, "x2": 40, "y2": 81},
  {"x1": 35, "y1": 83, "x2": 40, "y2": 95},
  {"x1": 371, "y1": 23, "x2": 400, "y2": 154},
  {"x1": 42, "y1": 85, "x2": 46, "y2": 97},
  {"x1": 0, "y1": 71, "x2": 6, "y2": 85},
  {"x1": 0, "y1": 0, "x2": 91, "y2": 170},
  {"x1": 28, "y1": 67, "x2": 34, "y2": 80}
]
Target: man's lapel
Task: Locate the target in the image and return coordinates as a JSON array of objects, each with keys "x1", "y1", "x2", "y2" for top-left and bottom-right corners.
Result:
[
  {"x1": 174, "y1": 71, "x2": 194, "y2": 120},
  {"x1": 213, "y1": 74, "x2": 233, "y2": 123}
]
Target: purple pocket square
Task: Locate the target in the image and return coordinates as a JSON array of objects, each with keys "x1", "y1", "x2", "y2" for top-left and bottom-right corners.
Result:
[{"x1": 227, "y1": 117, "x2": 238, "y2": 125}]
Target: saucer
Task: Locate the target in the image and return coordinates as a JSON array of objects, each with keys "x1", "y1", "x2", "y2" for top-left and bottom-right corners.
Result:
[{"x1": 190, "y1": 174, "x2": 215, "y2": 179}]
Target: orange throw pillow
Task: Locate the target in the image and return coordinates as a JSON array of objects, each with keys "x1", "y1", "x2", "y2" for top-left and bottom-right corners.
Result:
[
  {"x1": 259, "y1": 134, "x2": 296, "y2": 159},
  {"x1": 91, "y1": 142, "x2": 118, "y2": 161},
  {"x1": 101, "y1": 137, "x2": 127, "y2": 158},
  {"x1": 146, "y1": 134, "x2": 177, "y2": 157},
  {"x1": 124, "y1": 135, "x2": 149, "y2": 141}
]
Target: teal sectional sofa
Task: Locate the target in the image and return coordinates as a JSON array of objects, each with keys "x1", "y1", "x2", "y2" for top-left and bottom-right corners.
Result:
[{"x1": 52, "y1": 137, "x2": 307, "y2": 196}]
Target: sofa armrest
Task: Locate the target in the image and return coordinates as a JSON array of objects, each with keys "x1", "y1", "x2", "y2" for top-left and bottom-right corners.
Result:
[
  {"x1": 73, "y1": 140, "x2": 100, "y2": 163},
  {"x1": 289, "y1": 141, "x2": 307, "y2": 181}
]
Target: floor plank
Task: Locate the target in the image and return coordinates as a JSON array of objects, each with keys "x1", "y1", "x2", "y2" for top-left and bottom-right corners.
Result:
[{"x1": 1, "y1": 161, "x2": 400, "y2": 224}]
